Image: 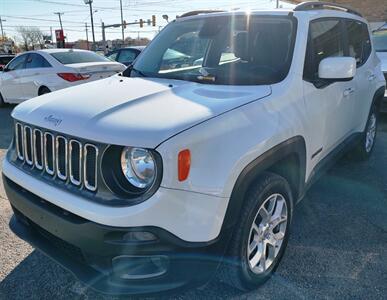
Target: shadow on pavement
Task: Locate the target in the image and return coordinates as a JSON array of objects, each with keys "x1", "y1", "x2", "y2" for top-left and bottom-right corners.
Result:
[{"x1": 0, "y1": 106, "x2": 15, "y2": 150}]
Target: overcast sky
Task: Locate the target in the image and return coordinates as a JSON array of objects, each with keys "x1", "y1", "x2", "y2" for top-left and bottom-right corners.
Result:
[{"x1": 1, "y1": 0, "x2": 294, "y2": 42}]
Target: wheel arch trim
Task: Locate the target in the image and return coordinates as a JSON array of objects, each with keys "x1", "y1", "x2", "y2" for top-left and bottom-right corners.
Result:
[{"x1": 220, "y1": 136, "x2": 306, "y2": 232}]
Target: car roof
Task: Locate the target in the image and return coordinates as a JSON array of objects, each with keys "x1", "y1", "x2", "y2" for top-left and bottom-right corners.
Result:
[
  {"x1": 122, "y1": 46, "x2": 145, "y2": 50},
  {"x1": 177, "y1": 7, "x2": 366, "y2": 23},
  {"x1": 36, "y1": 48, "x2": 92, "y2": 53}
]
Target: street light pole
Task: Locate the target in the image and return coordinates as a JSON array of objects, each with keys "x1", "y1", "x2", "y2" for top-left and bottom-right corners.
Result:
[
  {"x1": 0, "y1": 17, "x2": 5, "y2": 38},
  {"x1": 120, "y1": 0, "x2": 124, "y2": 41},
  {"x1": 84, "y1": 0, "x2": 96, "y2": 49}
]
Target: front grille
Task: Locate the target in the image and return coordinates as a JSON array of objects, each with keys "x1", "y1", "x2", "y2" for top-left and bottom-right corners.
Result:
[{"x1": 15, "y1": 122, "x2": 98, "y2": 192}]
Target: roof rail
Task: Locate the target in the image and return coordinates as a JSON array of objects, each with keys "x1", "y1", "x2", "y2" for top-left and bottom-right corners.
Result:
[
  {"x1": 179, "y1": 10, "x2": 225, "y2": 18},
  {"x1": 294, "y1": 1, "x2": 362, "y2": 17}
]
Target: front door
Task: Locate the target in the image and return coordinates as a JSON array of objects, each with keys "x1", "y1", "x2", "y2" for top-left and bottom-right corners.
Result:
[{"x1": 303, "y1": 18, "x2": 356, "y2": 167}]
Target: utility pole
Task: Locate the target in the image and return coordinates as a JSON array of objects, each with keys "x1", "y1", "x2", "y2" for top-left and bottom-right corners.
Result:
[
  {"x1": 101, "y1": 22, "x2": 107, "y2": 53},
  {"x1": 0, "y1": 17, "x2": 5, "y2": 38},
  {"x1": 84, "y1": 0, "x2": 96, "y2": 49},
  {"x1": 85, "y1": 23, "x2": 89, "y2": 50},
  {"x1": 119, "y1": 0, "x2": 124, "y2": 41},
  {"x1": 50, "y1": 26, "x2": 53, "y2": 44},
  {"x1": 276, "y1": 0, "x2": 279, "y2": 8},
  {"x1": 54, "y1": 12, "x2": 64, "y2": 30}
]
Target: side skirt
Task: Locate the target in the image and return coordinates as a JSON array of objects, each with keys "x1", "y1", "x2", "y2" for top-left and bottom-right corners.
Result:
[{"x1": 298, "y1": 132, "x2": 362, "y2": 202}]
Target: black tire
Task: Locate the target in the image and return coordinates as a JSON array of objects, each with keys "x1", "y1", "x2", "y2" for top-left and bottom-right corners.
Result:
[
  {"x1": 38, "y1": 86, "x2": 51, "y2": 96},
  {"x1": 0, "y1": 92, "x2": 5, "y2": 107},
  {"x1": 219, "y1": 172, "x2": 293, "y2": 291},
  {"x1": 352, "y1": 104, "x2": 378, "y2": 161}
]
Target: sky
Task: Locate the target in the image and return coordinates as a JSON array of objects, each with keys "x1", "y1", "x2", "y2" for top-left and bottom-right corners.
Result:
[{"x1": 1, "y1": 0, "x2": 294, "y2": 43}]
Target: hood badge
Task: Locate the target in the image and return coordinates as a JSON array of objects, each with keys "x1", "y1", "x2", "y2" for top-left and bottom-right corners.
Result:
[{"x1": 44, "y1": 115, "x2": 62, "y2": 127}]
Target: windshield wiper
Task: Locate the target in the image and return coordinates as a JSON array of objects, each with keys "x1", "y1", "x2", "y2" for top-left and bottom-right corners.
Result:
[{"x1": 122, "y1": 64, "x2": 147, "y2": 78}]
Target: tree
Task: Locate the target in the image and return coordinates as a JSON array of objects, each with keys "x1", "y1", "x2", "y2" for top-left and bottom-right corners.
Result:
[{"x1": 16, "y1": 26, "x2": 44, "y2": 50}]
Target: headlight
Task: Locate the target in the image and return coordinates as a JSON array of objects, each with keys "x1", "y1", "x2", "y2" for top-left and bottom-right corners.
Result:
[{"x1": 121, "y1": 147, "x2": 156, "y2": 189}]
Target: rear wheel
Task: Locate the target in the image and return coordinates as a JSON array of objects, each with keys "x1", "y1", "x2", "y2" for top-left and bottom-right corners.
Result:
[
  {"x1": 219, "y1": 172, "x2": 293, "y2": 290},
  {"x1": 352, "y1": 105, "x2": 378, "y2": 160},
  {"x1": 38, "y1": 86, "x2": 51, "y2": 96}
]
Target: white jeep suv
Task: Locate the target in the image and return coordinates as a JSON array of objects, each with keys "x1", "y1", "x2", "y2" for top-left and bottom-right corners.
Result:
[{"x1": 3, "y1": 2, "x2": 386, "y2": 296}]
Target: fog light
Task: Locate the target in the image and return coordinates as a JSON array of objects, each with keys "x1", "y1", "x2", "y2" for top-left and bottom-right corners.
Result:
[{"x1": 112, "y1": 255, "x2": 169, "y2": 280}]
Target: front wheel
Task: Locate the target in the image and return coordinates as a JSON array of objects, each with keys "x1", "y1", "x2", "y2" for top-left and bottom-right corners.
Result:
[
  {"x1": 219, "y1": 172, "x2": 293, "y2": 291},
  {"x1": 352, "y1": 105, "x2": 378, "y2": 160}
]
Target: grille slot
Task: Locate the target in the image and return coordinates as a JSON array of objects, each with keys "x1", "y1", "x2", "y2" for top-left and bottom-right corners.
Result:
[
  {"x1": 44, "y1": 132, "x2": 55, "y2": 175},
  {"x1": 15, "y1": 123, "x2": 98, "y2": 192},
  {"x1": 33, "y1": 129, "x2": 43, "y2": 170},
  {"x1": 84, "y1": 144, "x2": 98, "y2": 191},
  {"x1": 69, "y1": 140, "x2": 82, "y2": 185},
  {"x1": 15, "y1": 123, "x2": 24, "y2": 160},
  {"x1": 56, "y1": 136, "x2": 68, "y2": 180},
  {"x1": 24, "y1": 126, "x2": 33, "y2": 165}
]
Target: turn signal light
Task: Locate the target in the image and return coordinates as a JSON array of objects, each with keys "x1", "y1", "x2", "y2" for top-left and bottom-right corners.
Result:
[
  {"x1": 57, "y1": 73, "x2": 91, "y2": 82},
  {"x1": 178, "y1": 149, "x2": 191, "y2": 181}
]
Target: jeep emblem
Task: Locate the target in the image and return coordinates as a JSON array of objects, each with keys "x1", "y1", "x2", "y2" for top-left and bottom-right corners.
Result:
[{"x1": 44, "y1": 115, "x2": 62, "y2": 127}]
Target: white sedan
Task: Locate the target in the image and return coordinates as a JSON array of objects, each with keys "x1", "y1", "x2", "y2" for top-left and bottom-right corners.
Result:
[{"x1": 0, "y1": 49, "x2": 126, "y2": 105}]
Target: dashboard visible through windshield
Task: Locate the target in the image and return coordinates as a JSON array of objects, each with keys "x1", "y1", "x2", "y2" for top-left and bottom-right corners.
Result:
[{"x1": 130, "y1": 14, "x2": 297, "y2": 85}]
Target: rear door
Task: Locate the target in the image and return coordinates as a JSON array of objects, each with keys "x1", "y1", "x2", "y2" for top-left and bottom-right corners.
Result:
[
  {"x1": 0, "y1": 54, "x2": 28, "y2": 103},
  {"x1": 20, "y1": 53, "x2": 53, "y2": 99},
  {"x1": 345, "y1": 20, "x2": 375, "y2": 130},
  {"x1": 303, "y1": 18, "x2": 356, "y2": 165}
]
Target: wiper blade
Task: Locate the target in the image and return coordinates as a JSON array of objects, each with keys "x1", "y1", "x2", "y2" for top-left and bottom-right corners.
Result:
[{"x1": 122, "y1": 65, "x2": 147, "y2": 77}]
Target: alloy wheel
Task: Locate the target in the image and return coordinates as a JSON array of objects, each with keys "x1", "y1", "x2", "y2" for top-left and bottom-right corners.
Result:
[
  {"x1": 247, "y1": 193, "x2": 288, "y2": 274},
  {"x1": 365, "y1": 113, "x2": 376, "y2": 153}
]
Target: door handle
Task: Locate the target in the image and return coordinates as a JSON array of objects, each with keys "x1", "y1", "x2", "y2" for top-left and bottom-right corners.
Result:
[
  {"x1": 343, "y1": 88, "x2": 355, "y2": 97},
  {"x1": 368, "y1": 74, "x2": 376, "y2": 81}
]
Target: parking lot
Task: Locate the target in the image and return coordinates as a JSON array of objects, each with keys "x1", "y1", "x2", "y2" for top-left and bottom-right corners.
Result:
[{"x1": 0, "y1": 105, "x2": 387, "y2": 300}]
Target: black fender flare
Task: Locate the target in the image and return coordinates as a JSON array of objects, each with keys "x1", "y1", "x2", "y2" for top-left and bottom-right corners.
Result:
[{"x1": 220, "y1": 136, "x2": 306, "y2": 233}]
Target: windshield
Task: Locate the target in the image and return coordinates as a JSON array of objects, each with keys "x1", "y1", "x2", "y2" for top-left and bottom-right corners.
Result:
[
  {"x1": 50, "y1": 51, "x2": 111, "y2": 65},
  {"x1": 131, "y1": 14, "x2": 296, "y2": 85},
  {"x1": 373, "y1": 30, "x2": 387, "y2": 52}
]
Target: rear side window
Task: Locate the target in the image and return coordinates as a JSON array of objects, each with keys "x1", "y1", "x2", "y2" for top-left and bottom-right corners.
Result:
[
  {"x1": 50, "y1": 51, "x2": 110, "y2": 65},
  {"x1": 25, "y1": 53, "x2": 52, "y2": 69},
  {"x1": 304, "y1": 19, "x2": 345, "y2": 81},
  {"x1": 345, "y1": 20, "x2": 371, "y2": 67}
]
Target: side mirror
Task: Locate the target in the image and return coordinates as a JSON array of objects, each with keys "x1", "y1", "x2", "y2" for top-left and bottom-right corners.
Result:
[{"x1": 318, "y1": 57, "x2": 356, "y2": 81}]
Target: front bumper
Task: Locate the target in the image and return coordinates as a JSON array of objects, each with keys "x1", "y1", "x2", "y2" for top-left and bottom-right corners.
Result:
[{"x1": 4, "y1": 175, "x2": 231, "y2": 295}]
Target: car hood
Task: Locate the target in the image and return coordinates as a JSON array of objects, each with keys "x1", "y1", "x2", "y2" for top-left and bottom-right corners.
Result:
[
  {"x1": 12, "y1": 76, "x2": 271, "y2": 148},
  {"x1": 376, "y1": 52, "x2": 387, "y2": 72}
]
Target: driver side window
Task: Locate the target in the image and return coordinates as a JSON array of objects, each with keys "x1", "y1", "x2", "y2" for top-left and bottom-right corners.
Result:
[
  {"x1": 7, "y1": 54, "x2": 27, "y2": 71},
  {"x1": 304, "y1": 19, "x2": 345, "y2": 82}
]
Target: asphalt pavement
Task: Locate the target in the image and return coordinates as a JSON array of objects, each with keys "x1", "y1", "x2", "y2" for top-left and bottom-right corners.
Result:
[{"x1": 1, "y1": 105, "x2": 387, "y2": 300}]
